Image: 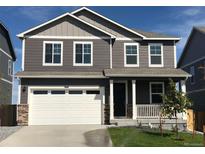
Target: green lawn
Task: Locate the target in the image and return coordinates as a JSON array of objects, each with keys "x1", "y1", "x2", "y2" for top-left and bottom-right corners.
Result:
[{"x1": 108, "y1": 127, "x2": 204, "y2": 147}]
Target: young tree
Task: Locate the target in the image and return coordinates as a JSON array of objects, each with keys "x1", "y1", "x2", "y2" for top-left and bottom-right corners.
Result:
[{"x1": 160, "y1": 78, "x2": 192, "y2": 139}]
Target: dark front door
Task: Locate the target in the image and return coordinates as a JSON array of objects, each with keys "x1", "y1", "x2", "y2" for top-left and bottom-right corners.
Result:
[{"x1": 114, "y1": 83, "x2": 126, "y2": 117}]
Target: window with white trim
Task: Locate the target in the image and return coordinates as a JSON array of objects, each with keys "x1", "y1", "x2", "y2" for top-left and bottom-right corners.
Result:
[
  {"x1": 190, "y1": 66, "x2": 195, "y2": 84},
  {"x1": 8, "y1": 60, "x2": 12, "y2": 76},
  {"x1": 43, "y1": 41, "x2": 63, "y2": 65},
  {"x1": 124, "y1": 43, "x2": 139, "y2": 66},
  {"x1": 74, "y1": 42, "x2": 93, "y2": 66},
  {"x1": 150, "y1": 82, "x2": 164, "y2": 104},
  {"x1": 149, "y1": 44, "x2": 163, "y2": 67}
]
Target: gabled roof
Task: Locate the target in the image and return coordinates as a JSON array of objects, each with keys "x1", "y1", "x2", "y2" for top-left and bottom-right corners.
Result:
[
  {"x1": 17, "y1": 7, "x2": 181, "y2": 41},
  {"x1": 177, "y1": 27, "x2": 202, "y2": 67},
  {"x1": 71, "y1": 7, "x2": 146, "y2": 39},
  {"x1": 0, "y1": 22, "x2": 16, "y2": 61},
  {"x1": 72, "y1": 7, "x2": 180, "y2": 41},
  {"x1": 104, "y1": 68, "x2": 191, "y2": 78},
  {"x1": 17, "y1": 12, "x2": 116, "y2": 39}
]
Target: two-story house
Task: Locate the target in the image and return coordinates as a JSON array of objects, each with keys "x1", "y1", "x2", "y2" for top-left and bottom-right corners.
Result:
[
  {"x1": 0, "y1": 22, "x2": 16, "y2": 104},
  {"x1": 178, "y1": 27, "x2": 205, "y2": 132},
  {"x1": 16, "y1": 7, "x2": 190, "y2": 126}
]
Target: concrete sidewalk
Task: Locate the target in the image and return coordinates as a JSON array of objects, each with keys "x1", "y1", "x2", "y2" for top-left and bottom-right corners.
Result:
[{"x1": 0, "y1": 125, "x2": 112, "y2": 147}]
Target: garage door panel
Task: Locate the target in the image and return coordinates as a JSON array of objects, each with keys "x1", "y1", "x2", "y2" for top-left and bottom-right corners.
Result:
[{"x1": 29, "y1": 87, "x2": 103, "y2": 125}]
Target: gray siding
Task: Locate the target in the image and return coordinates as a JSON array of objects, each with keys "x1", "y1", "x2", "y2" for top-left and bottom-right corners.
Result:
[
  {"x1": 24, "y1": 38, "x2": 110, "y2": 72},
  {"x1": 188, "y1": 91, "x2": 205, "y2": 111},
  {"x1": 0, "y1": 52, "x2": 13, "y2": 81},
  {"x1": 112, "y1": 40, "x2": 175, "y2": 68},
  {"x1": 183, "y1": 60, "x2": 205, "y2": 111},
  {"x1": 179, "y1": 29, "x2": 205, "y2": 112},
  {"x1": 0, "y1": 80, "x2": 12, "y2": 104},
  {"x1": 180, "y1": 30, "x2": 205, "y2": 67},
  {"x1": 0, "y1": 26, "x2": 13, "y2": 104},
  {"x1": 75, "y1": 10, "x2": 142, "y2": 38},
  {"x1": 183, "y1": 59, "x2": 205, "y2": 92},
  {"x1": 0, "y1": 26, "x2": 11, "y2": 55},
  {"x1": 20, "y1": 78, "x2": 168, "y2": 105},
  {"x1": 24, "y1": 38, "x2": 175, "y2": 72},
  {"x1": 27, "y1": 16, "x2": 109, "y2": 37},
  {"x1": 20, "y1": 78, "x2": 109, "y2": 104}
]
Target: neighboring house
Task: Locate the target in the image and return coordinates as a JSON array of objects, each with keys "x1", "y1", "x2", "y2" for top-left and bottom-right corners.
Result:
[
  {"x1": 0, "y1": 22, "x2": 16, "y2": 104},
  {"x1": 178, "y1": 27, "x2": 205, "y2": 131},
  {"x1": 16, "y1": 7, "x2": 190, "y2": 126}
]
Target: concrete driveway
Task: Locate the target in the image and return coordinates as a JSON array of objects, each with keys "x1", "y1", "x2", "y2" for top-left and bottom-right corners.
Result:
[{"x1": 0, "y1": 125, "x2": 112, "y2": 147}]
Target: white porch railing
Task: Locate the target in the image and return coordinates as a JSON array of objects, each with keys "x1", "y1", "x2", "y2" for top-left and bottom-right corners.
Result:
[{"x1": 136, "y1": 104, "x2": 161, "y2": 118}]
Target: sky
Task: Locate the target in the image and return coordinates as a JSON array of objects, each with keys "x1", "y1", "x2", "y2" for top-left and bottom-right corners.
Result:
[{"x1": 0, "y1": 6, "x2": 205, "y2": 104}]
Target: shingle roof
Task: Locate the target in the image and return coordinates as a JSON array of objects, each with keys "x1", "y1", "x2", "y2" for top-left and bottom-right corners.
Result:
[
  {"x1": 15, "y1": 71, "x2": 105, "y2": 78},
  {"x1": 0, "y1": 22, "x2": 16, "y2": 61},
  {"x1": 104, "y1": 68, "x2": 191, "y2": 78},
  {"x1": 132, "y1": 28, "x2": 178, "y2": 39},
  {"x1": 16, "y1": 69, "x2": 191, "y2": 79}
]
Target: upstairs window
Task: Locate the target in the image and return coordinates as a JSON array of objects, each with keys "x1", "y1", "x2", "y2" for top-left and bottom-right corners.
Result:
[
  {"x1": 149, "y1": 44, "x2": 163, "y2": 67},
  {"x1": 43, "y1": 41, "x2": 63, "y2": 66},
  {"x1": 8, "y1": 60, "x2": 12, "y2": 76},
  {"x1": 150, "y1": 82, "x2": 164, "y2": 104},
  {"x1": 73, "y1": 42, "x2": 93, "y2": 66},
  {"x1": 124, "y1": 43, "x2": 139, "y2": 67},
  {"x1": 190, "y1": 66, "x2": 195, "y2": 84}
]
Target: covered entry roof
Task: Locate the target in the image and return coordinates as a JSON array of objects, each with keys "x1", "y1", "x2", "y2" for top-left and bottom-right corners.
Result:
[{"x1": 104, "y1": 68, "x2": 191, "y2": 78}]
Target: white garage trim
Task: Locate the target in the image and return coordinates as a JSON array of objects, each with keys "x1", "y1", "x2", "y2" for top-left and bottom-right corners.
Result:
[{"x1": 28, "y1": 86, "x2": 104, "y2": 125}]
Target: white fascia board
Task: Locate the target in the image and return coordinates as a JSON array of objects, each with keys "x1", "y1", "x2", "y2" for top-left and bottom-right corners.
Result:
[
  {"x1": 17, "y1": 12, "x2": 116, "y2": 39},
  {"x1": 71, "y1": 7, "x2": 146, "y2": 39}
]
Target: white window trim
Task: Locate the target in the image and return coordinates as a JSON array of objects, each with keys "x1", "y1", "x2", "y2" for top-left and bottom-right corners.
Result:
[
  {"x1": 8, "y1": 59, "x2": 12, "y2": 76},
  {"x1": 43, "y1": 41, "x2": 63, "y2": 66},
  {"x1": 124, "y1": 43, "x2": 139, "y2": 67},
  {"x1": 148, "y1": 43, "x2": 164, "y2": 67},
  {"x1": 190, "y1": 66, "x2": 195, "y2": 85},
  {"x1": 73, "y1": 41, "x2": 93, "y2": 66},
  {"x1": 149, "y1": 82, "x2": 165, "y2": 104}
]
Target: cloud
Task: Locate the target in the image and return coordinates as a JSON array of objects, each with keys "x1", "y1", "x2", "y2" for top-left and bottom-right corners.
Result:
[
  {"x1": 17, "y1": 7, "x2": 54, "y2": 22},
  {"x1": 182, "y1": 8, "x2": 202, "y2": 16}
]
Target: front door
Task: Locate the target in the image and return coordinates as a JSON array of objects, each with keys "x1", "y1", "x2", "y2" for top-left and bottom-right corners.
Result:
[{"x1": 114, "y1": 83, "x2": 126, "y2": 117}]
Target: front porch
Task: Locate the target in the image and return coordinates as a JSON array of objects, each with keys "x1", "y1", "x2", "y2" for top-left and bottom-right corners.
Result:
[{"x1": 108, "y1": 79, "x2": 187, "y2": 126}]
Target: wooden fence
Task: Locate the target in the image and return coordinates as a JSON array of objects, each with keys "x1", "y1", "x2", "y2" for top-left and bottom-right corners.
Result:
[
  {"x1": 187, "y1": 109, "x2": 205, "y2": 132},
  {"x1": 0, "y1": 104, "x2": 17, "y2": 126}
]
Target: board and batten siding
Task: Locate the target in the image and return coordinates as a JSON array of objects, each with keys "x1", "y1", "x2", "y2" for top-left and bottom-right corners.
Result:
[
  {"x1": 27, "y1": 16, "x2": 109, "y2": 37},
  {"x1": 74, "y1": 10, "x2": 142, "y2": 38},
  {"x1": 112, "y1": 40, "x2": 175, "y2": 68},
  {"x1": 24, "y1": 38, "x2": 110, "y2": 72}
]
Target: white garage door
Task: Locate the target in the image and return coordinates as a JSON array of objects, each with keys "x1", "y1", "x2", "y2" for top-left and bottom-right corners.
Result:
[{"x1": 28, "y1": 86, "x2": 104, "y2": 125}]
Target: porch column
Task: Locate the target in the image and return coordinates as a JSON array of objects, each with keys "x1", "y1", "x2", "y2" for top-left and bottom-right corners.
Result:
[
  {"x1": 180, "y1": 80, "x2": 187, "y2": 120},
  {"x1": 132, "y1": 80, "x2": 137, "y2": 119},
  {"x1": 180, "y1": 80, "x2": 186, "y2": 94},
  {"x1": 110, "y1": 80, "x2": 114, "y2": 120}
]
